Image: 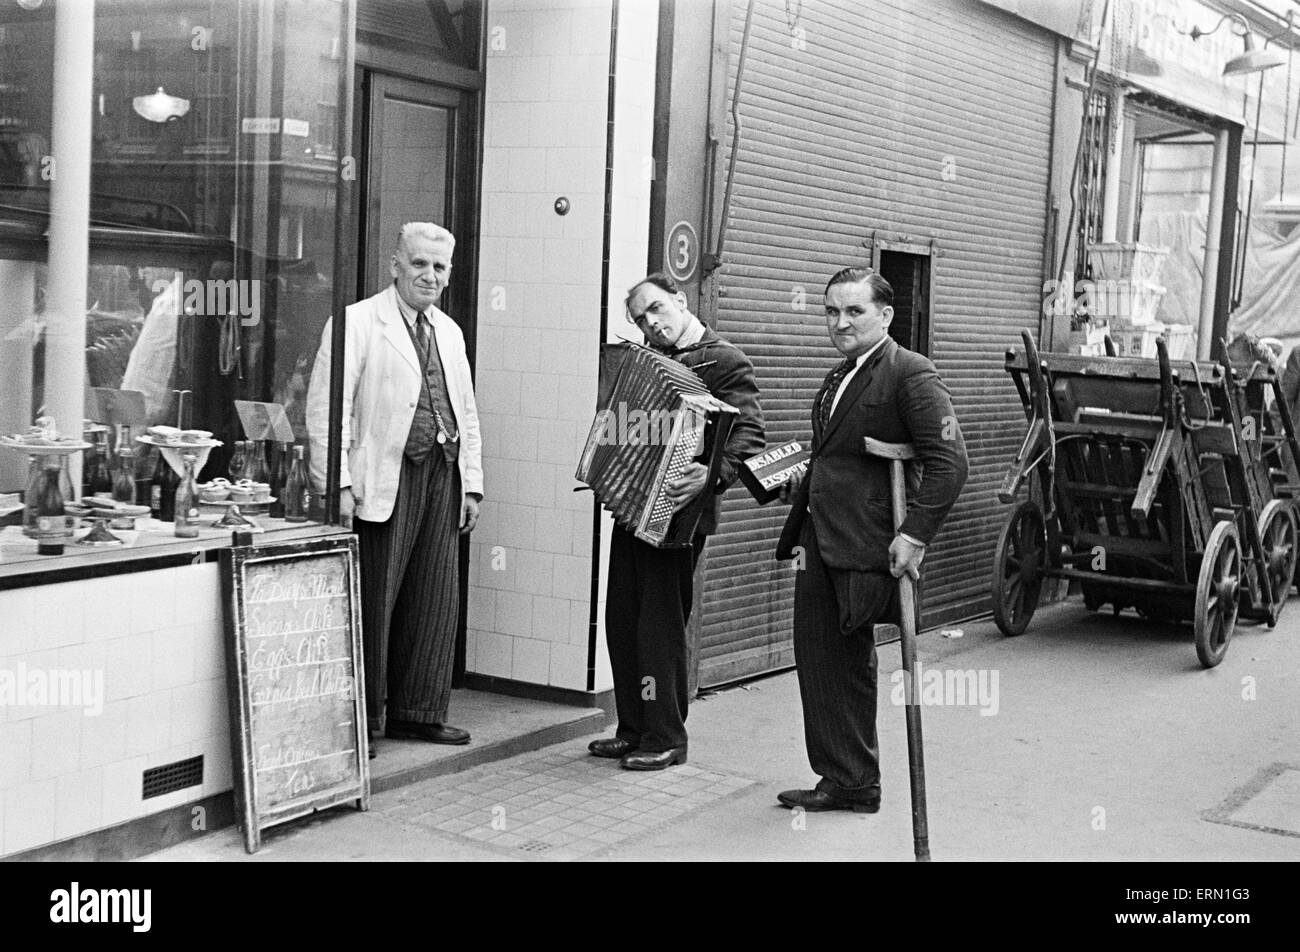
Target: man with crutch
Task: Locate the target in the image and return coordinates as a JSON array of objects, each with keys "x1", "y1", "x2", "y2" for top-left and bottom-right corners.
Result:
[{"x1": 776, "y1": 268, "x2": 967, "y2": 852}]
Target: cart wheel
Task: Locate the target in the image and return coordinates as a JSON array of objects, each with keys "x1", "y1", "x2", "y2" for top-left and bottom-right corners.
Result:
[
  {"x1": 1194, "y1": 522, "x2": 1241, "y2": 668},
  {"x1": 1258, "y1": 500, "x2": 1298, "y2": 627},
  {"x1": 992, "y1": 500, "x2": 1046, "y2": 636}
]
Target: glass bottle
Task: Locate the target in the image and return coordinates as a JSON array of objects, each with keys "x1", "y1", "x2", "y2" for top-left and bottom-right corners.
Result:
[
  {"x1": 283, "y1": 444, "x2": 310, "y2": 522},
  {"x1": 173, "y1": 452, "x2": 200, "y2": 538},
  {"x1": 112, "y1": 447, "x2": 136, "y2": 504},
  {"x1": 134, "y1": 445, "x2": 156, "y2": 508},
  {"x1": 87, "y1": 430, "x2": 113, "y2": 497},
  {"x1": 150, "y1": 449, "x2": 179, "y2": 521},
  {"x1": 267, "y1": 441, "x2": 287, "y2": 518},
  {"x1": 35, "y1": 459, "x2": 69, "y2": 555},
  {"x1": 23, "y1": 456, "x2": 42, "y2": 535},
  {"x1": 228, "y1": 440, "x2": 247, "y2": 482},
  {"x1": 240, "y1": 439, "x2": 269, "y2": 484}
]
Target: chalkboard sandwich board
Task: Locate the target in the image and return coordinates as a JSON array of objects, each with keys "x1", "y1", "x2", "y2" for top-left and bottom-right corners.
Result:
[
  {"x1": 737, "y1": 441, "x2": 810, "y2": 504},
  {"x1": 221, "y1": 533, "x2": 370, "y2": 853}
]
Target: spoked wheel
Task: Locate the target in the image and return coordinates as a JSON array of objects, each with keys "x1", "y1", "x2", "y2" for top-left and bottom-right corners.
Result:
[
  {"x1": 1195, "y1": 522, "x2": 1241, "y2": 668},
  {"x1": 992, "y1": 500, "x2": 1047, "y2": 636},
  {"x1": 1257, "y1": 500, "x2": 1298, "y2": 628}
]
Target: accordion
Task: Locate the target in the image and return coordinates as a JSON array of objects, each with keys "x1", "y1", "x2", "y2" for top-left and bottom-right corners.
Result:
[{"x1": 575, "y1": 343, "x2": 739, "y2": 547}]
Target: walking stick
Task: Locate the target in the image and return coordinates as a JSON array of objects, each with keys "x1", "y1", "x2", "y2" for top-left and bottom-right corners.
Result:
[{"x1": 863, "y1": 437, "x2": 930, "y2": 862}]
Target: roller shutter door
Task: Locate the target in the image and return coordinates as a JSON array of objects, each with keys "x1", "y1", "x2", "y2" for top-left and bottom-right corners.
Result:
[{"x1": 699, "y1": 0, "x2": 1056, "y2": 688}]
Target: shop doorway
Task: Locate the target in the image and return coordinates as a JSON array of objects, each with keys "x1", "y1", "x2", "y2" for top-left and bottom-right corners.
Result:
[
  {"x1": 354, "y1": 69, "x2": 478, "y2": 680},
  {"x1": 358, "y1": 72, "x2": 474, "y2": 335}
]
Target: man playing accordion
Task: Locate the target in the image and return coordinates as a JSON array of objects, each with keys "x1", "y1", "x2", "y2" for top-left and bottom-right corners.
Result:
[{"x1": 587, "y1": 272, "x2": 765, "y2": 770}]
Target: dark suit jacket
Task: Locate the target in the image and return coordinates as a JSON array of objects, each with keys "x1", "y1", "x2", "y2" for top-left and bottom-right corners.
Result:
[
  {"x1": 777, "y1": 337, "x2": 968, "y2": 571},
  {"x1": 655, "y1": 327, "x2": 765, "y2": 537}
]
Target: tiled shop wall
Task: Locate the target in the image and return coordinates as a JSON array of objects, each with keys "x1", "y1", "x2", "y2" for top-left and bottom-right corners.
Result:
[
  {"x1": 0, "y1": 565, "x2": 230, "y2": 856},
  {"x1": 468, "y1": 0, "x2": 657, "y2": 691}
]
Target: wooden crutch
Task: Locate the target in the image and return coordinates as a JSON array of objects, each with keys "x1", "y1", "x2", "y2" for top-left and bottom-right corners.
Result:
[{"x1": 863, "y1": 437, "x2": 930, "y2": 862}]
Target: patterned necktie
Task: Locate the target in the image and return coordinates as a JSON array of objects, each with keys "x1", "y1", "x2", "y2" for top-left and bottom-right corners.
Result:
[
  {"x1": 818, "y1": 358, "x2": 856, "y2": 433},
  {"x1": 414, "y1": 313, "x2": 432, "y2": 365}
]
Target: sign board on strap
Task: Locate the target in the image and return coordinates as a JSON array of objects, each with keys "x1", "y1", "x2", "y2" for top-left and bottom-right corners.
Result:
[{"x1": 221, "y1": 533, "x2": 370, "y2": 853}]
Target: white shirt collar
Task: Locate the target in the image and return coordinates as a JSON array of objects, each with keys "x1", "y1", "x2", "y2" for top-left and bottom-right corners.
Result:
[
  {"x1": 852, "y1": 335, "x2": 889, "y2": 368},
  {"x1": 394, "y1": 287, "x2": 428, "y2": 327},
  {"x1": 672, "y1": 314, "x2": 707, "y2": 349}
]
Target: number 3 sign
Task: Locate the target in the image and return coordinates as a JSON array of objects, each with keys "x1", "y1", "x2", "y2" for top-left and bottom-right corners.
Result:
[{"x1": 665, "y1": 221, "x2": 699, "y2": 283}]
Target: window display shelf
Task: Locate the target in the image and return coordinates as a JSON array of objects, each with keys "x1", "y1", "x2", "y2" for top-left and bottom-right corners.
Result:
[{"x1": 0, "y1": 518, "x2": 346, "y2": 590}]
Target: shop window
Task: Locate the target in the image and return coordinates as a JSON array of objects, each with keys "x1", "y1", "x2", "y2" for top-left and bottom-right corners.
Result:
[{"x1": 0, "y1": 0, "x2": 352, "y2": 574}]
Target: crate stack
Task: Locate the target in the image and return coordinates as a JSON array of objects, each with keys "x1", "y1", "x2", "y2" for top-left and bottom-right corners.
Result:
[{"x1": 1086, "y1": 242, "x2": 1191, "y2": 358}]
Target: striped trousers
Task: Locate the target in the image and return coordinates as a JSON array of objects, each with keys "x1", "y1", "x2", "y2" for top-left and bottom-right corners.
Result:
[
  {"x1": 355, "y1": 450, "x2": 461, "y2": 732},
  {"x1": 792, "y1": 519, "x2": 897, "y2": 803}
]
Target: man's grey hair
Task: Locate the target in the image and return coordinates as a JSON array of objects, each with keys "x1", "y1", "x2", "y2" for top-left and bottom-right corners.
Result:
[{"x1": 395, "y1": 221, "x2": 455, "y2": 256}]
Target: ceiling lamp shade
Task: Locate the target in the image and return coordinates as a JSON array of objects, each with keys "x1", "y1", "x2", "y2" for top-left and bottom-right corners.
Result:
[
  {"x1": 1223, "y1": 32, "x2": 1286, "y2": 75},
  {"x1": 1191, "y1": 13, "x2": 1287, "y2": 76},
  {"x1": 132, "y1": 87, "x2": 190, "y2": 123}
]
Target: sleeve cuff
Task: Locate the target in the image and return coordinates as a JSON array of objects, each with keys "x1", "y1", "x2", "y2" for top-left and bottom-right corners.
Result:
[{"x1": 899, "y1": 532, "x2": 926, "y2": 548}]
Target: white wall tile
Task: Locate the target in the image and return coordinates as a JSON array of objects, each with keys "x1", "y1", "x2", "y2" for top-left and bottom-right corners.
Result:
[
  {"x1": 0, "y1": 720, "x2": 32, "y2": 790},
  {"x1": 497, "y1": 419, "x2": 541, "y2": 462},
  {"x1": 533, "y1": 506, "x2": 576, "y2": 556},
  {"x1": 29, "y1": 709, "x2": 83, "y2": 781},
  {"x1": 502, "y1": 326, "x2": 544, "y2": 373},
  {"x1": 505, "y1": 237, "x2": 548, "y2": 284},
  {"x1": 466, "y1": 586, "x2": 495, "y2": 633},
  {"x1": 549, "y1": 642, "x2": 588, "y2": 690},
  {"x1": 474, "y1": 631, "x2": 513, "y2": 678},
  {"x1": 512, "y1": 636, "x2": 550, "y2": 684},
  {"x1": 33, "y1": 583, "x2": 84, "y2": 650},
  {"x1": 80, "y1": 699, "x2": 128, "y2": 770},
  {"x1": 494, "y1": 589, "x2": 533, "y2": 638},
  {"x1": 124, "y1": 691, "x2": 173, "y2": 759},
  {"x1": 552, "y1": 554, "x2": 592, "y2": 600},
  {"x1": 169, "y1": 680, "x2": 224, "y2": 748},
  {"x1": 0, "y1": 594, "x2": 36, "y2": 662},
  {"x1": 191, "y1": 629, "x2": 226, "y2": 685},
  {"x1": 78, "y1": 576, "x2": 131, "y2": 641},
  {"x1": 103, "y1": 632, "x2": 153, "y2": 702},
  {"x1": 3, "y1": 778, "x2": 56, "y2": 856},
  {"x1": 531, "y1": 594, "x2": 570, "y2": 643},
  {"x1": 202, "y1": 741, "x2": 234, "y2": 798},
  {"x1": 54, "y1": 766, "x2": 103, "y2": 842},
  {"x1": 506, "y1": 149, "x2": 548, "y2": 193},
  {"x1": 570, "y1": 598, "x2": 592, "y2": 645},
  {"x1": 517, "y1": 373, "x2": 560, "y2": 419},
  {"x1": 151, "y1": 626, "x2": 196, "y2": 694},
  {"x1": 514, "y1": 550, "x2": 555, "y2": 597}
]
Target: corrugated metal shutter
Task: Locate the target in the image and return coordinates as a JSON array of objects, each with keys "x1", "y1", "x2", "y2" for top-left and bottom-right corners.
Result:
[{"x1": 698, "y1": 0, "x2": 1056, "y2": 688}]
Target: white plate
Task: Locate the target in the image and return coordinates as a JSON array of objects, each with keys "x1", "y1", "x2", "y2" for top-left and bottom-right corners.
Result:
[
  {"x1": 136, "y1": 435, "x2": 223, "y2": 449},
  {"x1": 0, "y1": 437, "x2": 94, "y2": 455}
]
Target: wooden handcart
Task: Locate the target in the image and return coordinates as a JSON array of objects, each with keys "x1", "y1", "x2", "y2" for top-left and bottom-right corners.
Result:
[{"x1": 993, "y1": 330, "x2": 1300, "y2": 667}]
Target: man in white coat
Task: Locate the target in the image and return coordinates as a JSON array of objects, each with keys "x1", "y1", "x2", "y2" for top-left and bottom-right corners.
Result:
[{"x1": 307, "y1": 222, "x2": 482, "y2": 751}]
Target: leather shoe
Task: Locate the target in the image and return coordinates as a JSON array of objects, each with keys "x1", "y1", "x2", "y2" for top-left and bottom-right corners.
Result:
[
  {"x1": 385, "y1": 721, "x2": 471, "y2": 745},
  {"x1": 777, "y1": 788, "x2": 880, "y2": 813},
  {"x1": 620, "y1": 747, "x2": 687, "y2": 770},
  {"x1": 588, "y1": 737, "x2": 637, "y2": 759}
]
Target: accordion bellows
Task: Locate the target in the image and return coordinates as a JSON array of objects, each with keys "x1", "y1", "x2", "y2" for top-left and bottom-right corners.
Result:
[{"x1": 576, "y1": 343, "x2": 739, "y2": 547}]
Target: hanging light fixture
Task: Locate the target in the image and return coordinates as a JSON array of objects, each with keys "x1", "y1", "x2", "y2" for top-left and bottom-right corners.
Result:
[
  {"x1": 132, "y1": 87, "x2": 190, "y2": 123},
  {"x1": 1190, "y1": 13, "x2": 1285, "y2": 75}
]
